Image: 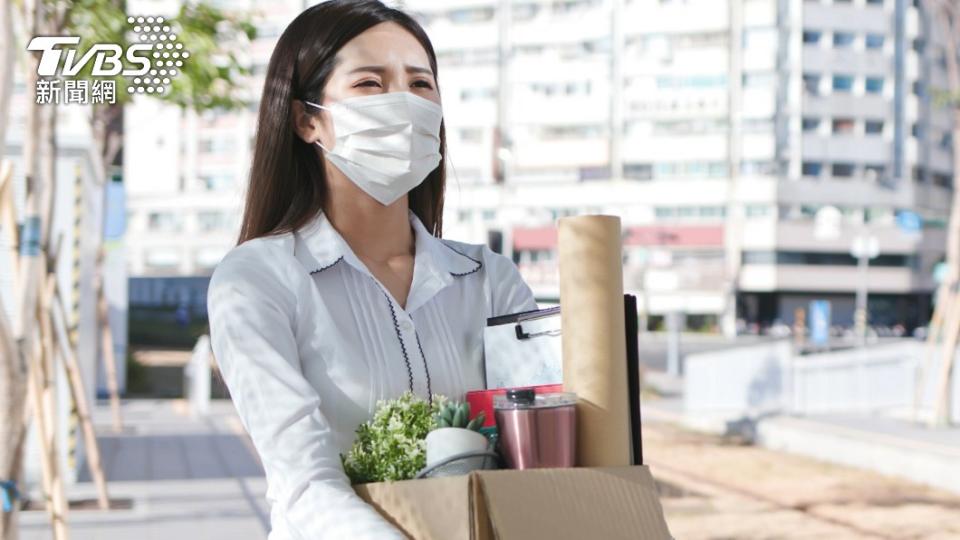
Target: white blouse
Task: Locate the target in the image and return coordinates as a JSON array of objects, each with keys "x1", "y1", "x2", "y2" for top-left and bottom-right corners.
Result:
[{"x1": 207, "y1": 208, "x2": 537, "y2": 540}]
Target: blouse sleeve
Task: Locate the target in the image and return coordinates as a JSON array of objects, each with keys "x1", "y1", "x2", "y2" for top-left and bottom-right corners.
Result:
[
  {"x1": 207, "y1": 246, "x2": 406, "y2": 540},
  {"x1": 481, "y1": 246, "x2": 539, "y2": 317}
]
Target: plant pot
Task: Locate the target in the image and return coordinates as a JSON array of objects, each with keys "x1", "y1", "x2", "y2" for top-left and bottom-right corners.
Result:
[{"x1": 425, "y1": 427, "x2": 489, "y2": 468}]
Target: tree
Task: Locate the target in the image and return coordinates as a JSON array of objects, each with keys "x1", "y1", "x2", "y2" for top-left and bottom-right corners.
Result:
[
  {"x1": 923, "y1": 0, "x2": 960, "y2": 427},
  {"x1": 0, "y1": 1, "x2": 255, "y2": 537}
]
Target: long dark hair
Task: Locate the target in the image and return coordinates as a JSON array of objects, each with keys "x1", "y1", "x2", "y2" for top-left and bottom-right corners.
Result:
[{"x1": 237, "y1": 0, "x2": 446, "y2": 245}]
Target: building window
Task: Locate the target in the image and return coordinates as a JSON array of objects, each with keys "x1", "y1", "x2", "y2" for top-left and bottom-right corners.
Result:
[
  {"x1": 865, "y1": 77, "x2": 884, "y2": 94},
  {"x1": 833, "y1": 32, "x2": 855, "y2": 48},
  {"x1": 832, "y1": 118, "x2": 855, "y2": 134},
  {"x1": 199, "y1": 137, "x2": 236, "y2": 154},
  {"x1": 866, "y1": 33, "x2": 884, "y2": 49},
  {"x1": 865, "y1": 164, "x2": 886, "y2": 179},
  {"x1": 832, "y1": 163, "x2": 855, "y2": 177},
  {"x1": 654, "y1": 207, "x2": 674, "y2": 220},
  {"x1": 745, "y1": 205, "x2": 772, "y2": 218},
  {"x1": 655, "y1": 74, "x2": 727, "y2": 90},
  {"x1": 197, "y1": 211, "x2": 227, "y2": 232},
  {"x1": 802, "y1": 161, "x2": 823, "y2": 177},
  {"x1": 199, "y1": 173, "x2": 236, "y2": 191},
  {"x1": 866, "y1": 0, "x2": 883, "y2": 5},
  {"x1": 913, "y1": 38, "x2": 926, "y2": 53},
  {"x1": 742, "y1": 250, "x2": 912, "y2": 267},
  {"x1": 708, "y1": 162, "x2": 729, "y2": 177},
  {"x1": 740, "y1": 161, "x2": 775, "y2": 175},
  {"x1": 540, "y1": 124, "x2": 604, "y2": 140},
  {"x1": 512, "y1": 3, "x2": 541, "y2": 20},
  {"x1": 699, "y1": 206, "x2": 725, "y2": 219},
  {"x1": 865, "y1": 120, "x2": 884, "y2": 135},
  {"x1": 448, "y1": 7, "x2": 495, "y2": 24},
  {"x1": 461, "y1": 87, "x2": 496, "y2": 102},
  {"x1": 802, "y1": 117, "x2": 820, "y2": 131},
  {"x1": 742, "y1": 73, "x2": 775, "y2": 88},
  {"x1": 912, "y1": 80, "x2": 926, "y2": 97},
  {"x1": 742, "y1": 118, "x2": 773, "y2": 132},
  {"x1": 912, "y1": 122, "x2": 924, "y2": 138},
  {"x1": 933, "y1": 172, "x2": 952, "y2": 187},
  {"x1": 803, "y1": 73, "x2": 821, "y2": 95},
  {"x1": 459, "y1": 127, "x2": 483, "y2": 143},
  {"x1": 147, "y1": 212, "x2": 182, "y2": 233},
  {"x1": 625, "y1": 163, "x2": 653, "y2": 180},
  {"x1": 655, "y1": 162, "x2": 676, "y2": 178},
  {"x1": 832, "y1": 74, "x2": 854, "y2": 92},
  {"x1": 803, "y1": 30, "x2": 821, "y2": 45}
]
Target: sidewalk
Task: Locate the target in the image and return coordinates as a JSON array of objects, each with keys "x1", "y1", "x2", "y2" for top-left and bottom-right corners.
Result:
[{"x1": 20, "y1": 400, "x2": 270, "y2": 540}]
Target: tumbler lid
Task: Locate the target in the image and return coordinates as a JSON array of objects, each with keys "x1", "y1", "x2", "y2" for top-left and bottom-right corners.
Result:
[
  {"x1": 506, "y1": 387, "x2": 535, "y2": 405},
  {"x1": 494, "y1": 389, "x2": 577, "y2": 410}
]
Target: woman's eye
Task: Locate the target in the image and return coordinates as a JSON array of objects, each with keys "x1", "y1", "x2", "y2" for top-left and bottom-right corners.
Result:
[
  {"x1": 413, "y1": 80, "x2": 434, "y2": 90},
  {"x1": 357, "y1": 80, "x2": 382, "y2": 87}
]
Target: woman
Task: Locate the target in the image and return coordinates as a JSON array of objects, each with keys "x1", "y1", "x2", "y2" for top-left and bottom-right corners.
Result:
[{"x1": 206, "y1": 1, "x2": 537, "y2": 538}]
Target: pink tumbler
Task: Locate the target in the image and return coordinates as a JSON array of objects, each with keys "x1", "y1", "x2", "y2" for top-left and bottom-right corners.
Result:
[{"x1": 494, "y1": 388, "x2": 577, "y2": 470}]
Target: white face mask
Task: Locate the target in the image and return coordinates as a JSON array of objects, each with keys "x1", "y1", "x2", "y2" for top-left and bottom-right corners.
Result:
[{"x1": 303, "y1": 92, "x2": 443, "y2": 206}]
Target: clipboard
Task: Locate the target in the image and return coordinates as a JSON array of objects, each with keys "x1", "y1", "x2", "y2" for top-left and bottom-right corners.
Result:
[{"x1": 483, "y1": 306, "x2": 562, "y2": 389}]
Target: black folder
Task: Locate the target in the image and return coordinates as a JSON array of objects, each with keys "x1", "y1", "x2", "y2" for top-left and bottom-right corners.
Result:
[{"x1": 624, "y1": 294, "x2": 643, "y2": 466}]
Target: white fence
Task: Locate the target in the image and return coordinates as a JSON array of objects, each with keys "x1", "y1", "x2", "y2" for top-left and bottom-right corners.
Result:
[{"x1": 684, "y1": 340, "x2": 960, "y2": 423}]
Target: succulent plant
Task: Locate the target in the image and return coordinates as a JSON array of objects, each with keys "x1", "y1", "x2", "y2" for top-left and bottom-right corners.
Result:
[{"x1": 435, "y1": 400, "x2": 484, "y2": 431}]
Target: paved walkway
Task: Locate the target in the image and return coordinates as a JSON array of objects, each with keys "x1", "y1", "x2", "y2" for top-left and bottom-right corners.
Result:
[{"x1": 20, "y1": 400, "x2": 270, "y2": 540}]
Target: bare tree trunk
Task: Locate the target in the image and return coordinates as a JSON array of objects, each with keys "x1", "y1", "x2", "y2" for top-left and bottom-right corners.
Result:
[
  {"x1": 1, "y1": 0, "x2": 45, "y2": 537},
  {"x1": 0, "y1": 306, "x2": 25, "y2": 540},
  {"x1": 928, "y1": 0, "x2": 960, "y2": 426}
]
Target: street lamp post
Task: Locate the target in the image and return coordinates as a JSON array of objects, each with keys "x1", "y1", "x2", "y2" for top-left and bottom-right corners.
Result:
[{"x1": 851, "y1": 221, "x2": 880, "y2": 348}]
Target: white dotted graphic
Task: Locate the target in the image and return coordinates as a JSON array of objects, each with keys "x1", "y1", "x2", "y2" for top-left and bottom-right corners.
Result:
[{"x1": 125, "y1": 15, "x2": 188, "y2": 96}]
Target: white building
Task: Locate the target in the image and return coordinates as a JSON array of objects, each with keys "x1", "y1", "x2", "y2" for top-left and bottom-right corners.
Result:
[
  {"x1": 125, "y1": 0, "x2": 951, "y2": 334},
  {"x1": 405, "y1": 0, "x2": 950, "y2": 333}
]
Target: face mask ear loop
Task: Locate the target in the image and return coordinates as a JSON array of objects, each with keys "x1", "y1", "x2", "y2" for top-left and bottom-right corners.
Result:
[{"x1": 302, "y1": 99, "x2": 332, "y2": 152}]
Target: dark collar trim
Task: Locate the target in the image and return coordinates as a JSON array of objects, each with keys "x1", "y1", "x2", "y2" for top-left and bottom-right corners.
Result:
[
  {"x1": 413, "y1": 330, "x2": 433, "y2": 404},
  {"x1": 310, "y1": 256, "x2": 344, "y2": 275},
  {"x1": 440, "y1": 241, "x2": 483, "y2": 277}
]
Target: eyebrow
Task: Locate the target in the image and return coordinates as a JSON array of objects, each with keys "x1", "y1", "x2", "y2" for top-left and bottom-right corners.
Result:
[{"x1": 348, "y1": 64, "x2": 435, "y2": 77}]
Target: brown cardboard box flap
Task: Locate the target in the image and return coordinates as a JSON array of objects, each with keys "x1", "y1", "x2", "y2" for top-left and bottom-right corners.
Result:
[
  {"x1": 355, "y1": 466, "x2": 672, "y2": 540},
  {"x1": 355, "y1": 474, "x2": 472, "y2": 540},
  {"x1": 476, "y1": 466, "x2": 672, "y2": 539}
]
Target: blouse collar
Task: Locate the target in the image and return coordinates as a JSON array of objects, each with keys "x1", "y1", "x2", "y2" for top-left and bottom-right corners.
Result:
[{"x1": 293, "y1": 208, "x2": 481, "y2": 312}]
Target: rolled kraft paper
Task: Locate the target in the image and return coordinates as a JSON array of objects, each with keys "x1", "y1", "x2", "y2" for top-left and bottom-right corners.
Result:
[{"x1": 558, "y1": 214, "x2": 631, "y2": 467}]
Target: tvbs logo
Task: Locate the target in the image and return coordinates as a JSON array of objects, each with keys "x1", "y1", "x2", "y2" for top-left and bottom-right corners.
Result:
[
  {"x1": 27, "y1": 36, "x2": 152, "y2": 77},
  {"x1": 28, "y1": 15, "x2": 188, "y2": 101}
]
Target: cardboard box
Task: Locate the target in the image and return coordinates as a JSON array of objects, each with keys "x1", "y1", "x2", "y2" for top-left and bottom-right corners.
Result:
[{"x1": 354, "y1": 466, "x2": 673, "y2": 539}]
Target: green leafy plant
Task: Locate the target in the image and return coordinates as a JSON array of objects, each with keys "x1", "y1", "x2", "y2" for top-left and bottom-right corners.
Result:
[
  {"x1": 341, "y1": 392, "x2": 443, "y2": 484},
  {"x1": 435, "y1": 400, "x2": 484, "y2": 431}
]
